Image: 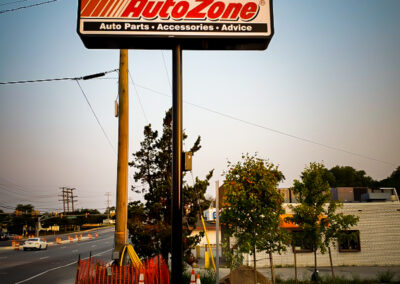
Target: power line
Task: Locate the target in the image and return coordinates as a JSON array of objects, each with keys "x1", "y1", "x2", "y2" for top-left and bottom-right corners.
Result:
[
  {"x1": 75, "y1": 80, "x2": 116, "y2": 155},
  {"x1": 0, "y1": 69, "x2": 118, "y2": 85},
  {"x1": 128, "y1": 70, "x2": 148, "y2": 124},
  {"x1": 0, "y1": 0, "x2": 57, "y2": 14},
  {"x1": 133, "y1": 83, "x2": 395, "y2": 167},
  {"x1": 0, "y1": 0, "x2": 29, "y2": 7}
]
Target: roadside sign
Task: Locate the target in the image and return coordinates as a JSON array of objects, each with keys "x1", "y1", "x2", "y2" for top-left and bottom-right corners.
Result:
[{"x1": 77, "y1": 0, "x2": 274, "y2": 50}]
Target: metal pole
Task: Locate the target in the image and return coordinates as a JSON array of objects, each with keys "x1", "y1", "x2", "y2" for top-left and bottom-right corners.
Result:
[
  {"x1": 114, "y1": 49, "x2": 129, "y2": 261},
  {"x1": 171, "y1": 42, "x2": 183, "y2": 284},
  {"x1": 215, "y1": 180, "x2": 220, "y2": 284}
]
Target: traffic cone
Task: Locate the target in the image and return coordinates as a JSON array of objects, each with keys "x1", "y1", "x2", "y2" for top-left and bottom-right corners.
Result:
[
  {"x1": 190, "y1": 269, "x2": 196, "y2": 284},
  {"x1": 196, "y1": 273, "x2": 201, "y2": 284},
  {"x1": 139, "y1": 270, "x2": 145, "y2": 284}
]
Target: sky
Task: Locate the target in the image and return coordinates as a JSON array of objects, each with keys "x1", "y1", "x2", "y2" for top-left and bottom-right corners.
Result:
[{"x1": 0, "y1": 0, "x2": 399, "y2": 212}]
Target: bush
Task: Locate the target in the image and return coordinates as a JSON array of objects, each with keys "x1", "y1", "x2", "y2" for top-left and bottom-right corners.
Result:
[{"x1": 376, "y1": 270, "x2": 395, "y2": 283}]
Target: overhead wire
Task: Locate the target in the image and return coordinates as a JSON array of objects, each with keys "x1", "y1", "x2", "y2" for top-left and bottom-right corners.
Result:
[
  {"x1": 0, "y1": 69, "x2": 118, "y2": 85},
  {"x1": 0, "y1": 0, "x2": 57, "y2": 14},
  {"x1": 128, "y1": 70, "x2": 148, "y2": 124},
  {"x1": 0, "y1": 0, "x2": 29, "y2": 7},
  {"x1": 133, "y1": 83, "x2": 395, "y2": 167},
  {"x1": 75, "y1": 80, "x2": 117, "y2": 155}
]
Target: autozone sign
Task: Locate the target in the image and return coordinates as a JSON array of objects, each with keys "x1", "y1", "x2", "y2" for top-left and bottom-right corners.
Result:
[{"x1": 77, "y1": 0, "x2": 274, "y2": 50}]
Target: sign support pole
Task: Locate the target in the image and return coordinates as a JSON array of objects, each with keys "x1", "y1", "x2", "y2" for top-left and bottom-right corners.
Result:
[
  {"x1": 171, "y1": 42, "x2": 183, "y2": 283},
  {"x1": 114, "y1": 49, "x2": 129, "y2": 262}
]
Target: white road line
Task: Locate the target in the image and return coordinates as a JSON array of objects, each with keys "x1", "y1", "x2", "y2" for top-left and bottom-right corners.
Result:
[
  {"x1": 72, "y1": 249, "x2": 78, "y2": 253},
  {"x1": 39, "y1": 256, "x2": 49, "y2": 260},
  {"x1": 0, "y1": 256, "x2": 8, "y2": 259},
  {"x1": 15, "y1": 248, "x2": 113, "y2": 284},
  {"x1": 61, "y1": 246, "x2": 66, "y2": 248},
  {"x1": 91, "y1": 245, "x2": 96, "y2": 247}
]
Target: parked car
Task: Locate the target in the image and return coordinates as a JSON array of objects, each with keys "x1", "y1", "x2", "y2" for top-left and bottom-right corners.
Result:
[
  {"x1": 23, "y1": 238, "x2": 48, "y2": 250},
  {"x1": 0, "y1": 233, "x2": 10, "y2": 241}
]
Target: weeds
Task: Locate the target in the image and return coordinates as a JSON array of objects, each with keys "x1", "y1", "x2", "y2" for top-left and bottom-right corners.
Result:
[{"x1": 376, "y1": 270, "x2": 395, "y2": 283}]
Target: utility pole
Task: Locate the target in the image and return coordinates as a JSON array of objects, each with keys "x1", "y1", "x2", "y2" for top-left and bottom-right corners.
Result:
[
  {"x1": 69, "y1": 188, "x2": 77, "y2": 212},
  {"x1": 114, "y1": 49, "x2": 129, "y2": 262},
  {"x1": 215, "y1": 180, "x2": 220, "y2": 284},
  {"x1": 105, "y1": 192, "x2": 111, "y2": 219},
  {"x1": 59, "y1": 187, "x2": 67, "y2": 214}
]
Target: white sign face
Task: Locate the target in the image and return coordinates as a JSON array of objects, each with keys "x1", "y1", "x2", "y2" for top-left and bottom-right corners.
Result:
[{"x1": 78, "y1": 0, "x2": 273, "y2": 43}]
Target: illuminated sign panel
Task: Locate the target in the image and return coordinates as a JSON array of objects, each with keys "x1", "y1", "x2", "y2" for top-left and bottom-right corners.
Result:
[{"x1": 77, "y1": 0, "x2": 274, "y2": 50}]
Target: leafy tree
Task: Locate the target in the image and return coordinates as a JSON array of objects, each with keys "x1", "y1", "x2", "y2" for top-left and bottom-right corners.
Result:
[
  {"x1": 289, "y1": 162, "x2": 359, "y2": 281},
  {"x1": 379, "y1": 166, "x2": 400, "y2": 195},
  {"x1": 15, "y1": 204, "x2": 34, "y2": 214},
  {"x1": 220, "y1": 154, "x2": 286, "y2": 284},
  {"x1": 328, "y1": 166, "x2": 377, "y2": 187},
  {"x1": 128, "y1": 109, "x2": 213, "y2": 262}
]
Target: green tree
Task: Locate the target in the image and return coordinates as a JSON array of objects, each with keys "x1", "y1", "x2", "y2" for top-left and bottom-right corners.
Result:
[
  {"x1": 328, "y1": 166, "x2": 377, "y2": 187},
  {"x1": 220, "y1": 154, "x2": 286, "y2": 284},
  {"x1": 379, "y1": 166, "x2": 400, "y2": 195},
  {"x1": 15, "y1": 204, "x2": 34, "y2": 214},
  {"x1": 289, "y1": 162, "x2": 359, "y2": 281},
  {"x1": 128, "y1": 109, "x2": 213, "y2": 262}
]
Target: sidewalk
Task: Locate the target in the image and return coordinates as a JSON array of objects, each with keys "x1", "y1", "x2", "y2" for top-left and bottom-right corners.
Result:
[{"x1": 190, "y1": 266, "x2": 400, "y2": 281}]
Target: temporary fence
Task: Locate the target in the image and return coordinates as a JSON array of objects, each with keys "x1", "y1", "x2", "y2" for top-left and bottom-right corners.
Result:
[{"x1": 75, "y1": 255, "x2": 170, "y2": 284}]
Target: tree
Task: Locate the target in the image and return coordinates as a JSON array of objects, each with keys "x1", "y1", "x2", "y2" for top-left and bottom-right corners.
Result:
[
  {"x1": 15, "y1": 204, "x2": 34, "y2": 214},
  {"x1": 220, "y1": 154, "x2": 286, "y2": 284},
  {"x1": 379, "y1": 166, "x2": 400, "y2": 195},
  {"x1": 128, "y1": 109, "x2": 213, "y2": 262},
  {"x1": 289, "y1": 162, "x2": 358, "y2": 282},
  {"x1": 328, "y1": 166, "x2": 377, "y2": 187}
]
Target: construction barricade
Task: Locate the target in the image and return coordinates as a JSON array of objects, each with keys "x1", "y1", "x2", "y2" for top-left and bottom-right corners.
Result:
[
  {"x1": 12, "y1": 241, "x2": 20, "y2": 250},
  {"x1": 75, "y1": 255, "x2": 170, "y2": 284}
]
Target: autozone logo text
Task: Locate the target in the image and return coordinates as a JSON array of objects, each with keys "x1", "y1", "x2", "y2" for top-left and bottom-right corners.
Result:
[{"x1": 81, "y1": 0, "x2": 260, "y2": 21}]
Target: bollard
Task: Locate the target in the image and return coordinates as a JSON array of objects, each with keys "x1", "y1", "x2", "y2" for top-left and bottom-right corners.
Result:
[
  {"x1": 196, "y1": 245, "x2": 201, "y2": 259},
  {"x1": 204, "y1": 251, "x2": 210, "y2": 269}
]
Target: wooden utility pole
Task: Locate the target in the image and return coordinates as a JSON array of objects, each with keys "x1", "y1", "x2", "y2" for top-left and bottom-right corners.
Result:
[{"x1": 114, "y1": 49, "x2": 129, "y2": 261}]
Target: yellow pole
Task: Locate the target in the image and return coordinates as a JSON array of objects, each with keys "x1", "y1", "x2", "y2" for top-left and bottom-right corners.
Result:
[
  {"x1": 114, "y1": 49, "x2": 129, "y2": 261},
  {"x1": 201, "y1": 215, "x2": 216, "y2": 271}
]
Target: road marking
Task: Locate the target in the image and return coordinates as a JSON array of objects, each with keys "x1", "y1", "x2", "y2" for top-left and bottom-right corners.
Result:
[
  {"x1": 61, "y1": 246, "x2": 66, "y2": 248},
  {"x1": 0, "y1": 256, "x2": 8, "y2": 259},
  {"x1": 39, "y1": 256, "x2": 49, "y2": 260},
  {"x1": 91, "y1": 245, "x2": 97, "y2": 248},
  {"x1": 15, "y1": 248, "x2": 113, "y2": 284},
  {"x1": 72, "y1": 249, "x2": 78, "y2": 253}
]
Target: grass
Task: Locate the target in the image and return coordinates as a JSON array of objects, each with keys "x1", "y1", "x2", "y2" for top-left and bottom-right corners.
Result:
[
  {"x1": 182, "y1": 269, "x2": 216, "y2": 284},
  {"x1": 275, "y1": 271, "x2": 400, "y2": 283}
]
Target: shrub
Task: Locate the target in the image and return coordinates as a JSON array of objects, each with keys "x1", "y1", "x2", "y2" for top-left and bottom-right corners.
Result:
[{"x1": 376, "y1": 270, "x2": 395, "y2": 283}]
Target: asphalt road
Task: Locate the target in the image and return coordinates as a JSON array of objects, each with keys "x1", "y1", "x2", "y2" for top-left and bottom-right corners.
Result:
[{"x1": 0, "y1": 227, "x2": 115, "y2": 284}]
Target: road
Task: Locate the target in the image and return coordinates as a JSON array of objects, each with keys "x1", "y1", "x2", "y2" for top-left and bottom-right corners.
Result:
[{"x1": 0, "y1": 227, "x2": 115, "y2": 284}]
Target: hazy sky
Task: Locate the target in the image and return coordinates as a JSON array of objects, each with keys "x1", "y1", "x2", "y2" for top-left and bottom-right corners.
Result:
[{"x1": 0, "y1": 0, "x2": 399, "y2": 212}]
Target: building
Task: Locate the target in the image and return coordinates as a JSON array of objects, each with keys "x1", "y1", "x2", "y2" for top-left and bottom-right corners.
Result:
[
  {"x1": 248, "y1": 187, "x2": 400, "y2": 267},
  {"x1": 205, "y1": 186, "x2": 400, "y2": 267}
]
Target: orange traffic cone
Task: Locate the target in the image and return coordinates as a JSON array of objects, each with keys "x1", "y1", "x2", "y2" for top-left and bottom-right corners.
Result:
[
  {"x1": 190, "y1": 269, "x2": 196, "y2": 284},
  {"x1": 139, "y1": 270, "x2": 145, "y2": 284},
  {"x1": 196, "y1": 273, "x2": 201, "y2": 284}
]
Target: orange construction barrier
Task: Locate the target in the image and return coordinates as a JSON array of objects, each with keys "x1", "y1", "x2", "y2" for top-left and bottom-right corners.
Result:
[
  {"x1": 87, "y1": 233, "x2": 92, "y2": 239},
  {"x1": 95, "y1": 233, "x2": 98, "y2": 238},
  {"x1": 75, "y1": 255, "x2": 170, "y2": 284},
  {"x1": 13, "y1": 241, "x2": 20, "y2": 250}
]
